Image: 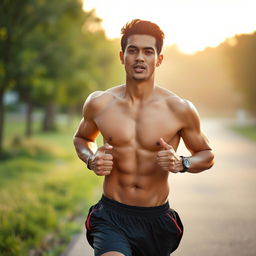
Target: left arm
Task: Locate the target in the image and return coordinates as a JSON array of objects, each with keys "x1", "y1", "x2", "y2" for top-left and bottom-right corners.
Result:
[
  {"x1": 178, "y1": 100, "x2": 214, "y2": 173},
  {"x1": 157, "y1": 99, "x2": 214, "y2": 173}
]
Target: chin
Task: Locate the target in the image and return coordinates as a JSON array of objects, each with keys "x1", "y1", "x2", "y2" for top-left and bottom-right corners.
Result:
[{"x1": 132, "y1": 75, "x2": 147, "y2": 81}]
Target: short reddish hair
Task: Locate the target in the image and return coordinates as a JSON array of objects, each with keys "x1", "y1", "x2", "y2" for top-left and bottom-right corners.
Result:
[{"x1": 121, "y1": 19, "x2": 165, "y2": 55}]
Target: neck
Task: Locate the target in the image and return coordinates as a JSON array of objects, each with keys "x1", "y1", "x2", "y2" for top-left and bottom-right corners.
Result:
[{"x1": 125, "y1": 77, "x2": 155, "y2": 102}]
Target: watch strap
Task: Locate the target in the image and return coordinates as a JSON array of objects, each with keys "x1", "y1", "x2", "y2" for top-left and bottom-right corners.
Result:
[{"x1": 180, "y1": 156, "x2": 188, "y2": 173}]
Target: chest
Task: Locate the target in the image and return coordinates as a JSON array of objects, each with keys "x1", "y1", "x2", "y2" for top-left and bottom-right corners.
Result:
[{"x1": 95, "y1": 101, "x2": 181, "y2": 150}]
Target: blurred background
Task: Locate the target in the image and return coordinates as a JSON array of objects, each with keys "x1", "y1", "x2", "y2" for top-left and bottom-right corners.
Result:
[{"x1": 0, "y1": 0, "x2": 255, "y2": 255}]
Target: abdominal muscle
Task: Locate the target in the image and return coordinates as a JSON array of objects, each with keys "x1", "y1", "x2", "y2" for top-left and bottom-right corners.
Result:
[{"x1": 103, "y1": 146, "x2": 170, "y2": 207}]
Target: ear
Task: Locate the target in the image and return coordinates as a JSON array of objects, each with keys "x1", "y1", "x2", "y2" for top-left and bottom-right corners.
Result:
[
  {"x1": 119, "y1": 51, "x2": 124, "y2": 64},
  {"x1": 156, "y1": 54, "x2": 163, "y2": 67}
]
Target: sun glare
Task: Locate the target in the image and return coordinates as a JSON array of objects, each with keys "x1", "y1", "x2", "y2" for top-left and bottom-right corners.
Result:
[{"x1": 83, "y1": 0, "x2": 256, "y2": 54}]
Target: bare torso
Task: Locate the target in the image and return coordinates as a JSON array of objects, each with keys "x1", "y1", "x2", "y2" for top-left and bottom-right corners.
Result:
[
  {"x1": 91, "y1": 85, "x2": 185, "y2": 206},
  {"x1": 74, "y1": 32, "x2": 213, "y2": 213}
]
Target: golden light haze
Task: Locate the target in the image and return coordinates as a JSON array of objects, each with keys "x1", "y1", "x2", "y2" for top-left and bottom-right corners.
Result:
[{"x1": 83, "y1": 0, "x2": 256, "y2": 54}]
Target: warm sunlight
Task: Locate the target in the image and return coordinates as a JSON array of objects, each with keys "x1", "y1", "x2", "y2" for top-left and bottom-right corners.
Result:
[{"x1": 83, "y1": 0, "x2": 256, "y2": 54}]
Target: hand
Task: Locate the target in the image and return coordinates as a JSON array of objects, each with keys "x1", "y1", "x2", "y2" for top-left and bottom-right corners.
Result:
[
  {"x1": 89, "y1": 143, "x2": 113, "y2": 176},
  {"x1": 157, "y1": 138, "x2": 183, "y2": 173}
]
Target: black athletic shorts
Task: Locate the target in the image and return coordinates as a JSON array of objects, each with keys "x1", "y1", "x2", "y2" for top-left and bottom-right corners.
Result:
[{"x1": 85, "y1": 195, "x2": 183, "y2": 256}]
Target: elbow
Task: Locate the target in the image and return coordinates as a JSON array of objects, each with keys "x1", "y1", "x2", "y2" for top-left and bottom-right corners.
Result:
[
  {"x1": 73, "y1": 135, "x2": 77, "y2": 146},
  {"x1": 73, "y1": 134, "x2": 82, "y2": 155},
  {"x1": 73, "y1": 132, "x2": 80, "y2": 147}
]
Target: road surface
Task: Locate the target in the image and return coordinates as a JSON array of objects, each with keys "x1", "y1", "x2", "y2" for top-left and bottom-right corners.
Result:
[{"x1": 62, "y1": 118, "x2": 256, "y2": 256}]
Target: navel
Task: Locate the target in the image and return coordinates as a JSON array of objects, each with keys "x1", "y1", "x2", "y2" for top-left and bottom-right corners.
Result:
[{"x1": 132, "y1": 184, "x2": 142, "y2": 190}]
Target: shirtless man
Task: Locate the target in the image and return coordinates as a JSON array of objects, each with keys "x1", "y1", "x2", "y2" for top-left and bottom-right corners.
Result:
[{"x1": 73, "y1": 19, "x2": 214, "y2": 256}]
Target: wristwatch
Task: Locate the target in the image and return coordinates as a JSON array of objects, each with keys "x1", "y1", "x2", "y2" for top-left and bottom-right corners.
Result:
[{"x1": 180, "y1": 156, "x2": 190, "y2": 173}]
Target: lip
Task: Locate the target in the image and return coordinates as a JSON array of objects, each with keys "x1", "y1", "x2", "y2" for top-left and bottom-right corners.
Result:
[{"x1": 133, "y1": 64, "x2": 146, "y2": 73}]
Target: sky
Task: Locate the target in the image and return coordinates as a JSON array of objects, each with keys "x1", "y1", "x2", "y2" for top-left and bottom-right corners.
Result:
[{"x1": 83, "y1": 0, "x2": 256, "y2": 54}]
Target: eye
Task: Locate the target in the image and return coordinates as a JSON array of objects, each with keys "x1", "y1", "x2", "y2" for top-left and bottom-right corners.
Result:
[
  {"x1": 127, "y1": 48, "x2": 136, "y2": 54},
  {"x1": 145, "y1": 50, "x2": 154, "y2": 55}
]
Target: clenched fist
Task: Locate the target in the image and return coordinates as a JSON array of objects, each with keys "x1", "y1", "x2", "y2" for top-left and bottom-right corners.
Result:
[
  {"x1": 88, "y1": 143, "x2": 114, "y2": 176},
  {"x1": 157, "y1": 138, "x2": 183, "y2": 173}
]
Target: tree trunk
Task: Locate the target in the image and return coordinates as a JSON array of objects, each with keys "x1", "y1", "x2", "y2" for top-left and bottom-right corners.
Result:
[
  {"x1": 0, "y1": 28, "x2": 11, "y2": 155},
  {"x1": 67, "y1": 105, "x2": 76, "y2": 127},
  {"x1": 0, "y1": 89, "x2": 5, "y2": 155},
  {"x1": 25, "y1": 99, "x2": 33, "y2": 137},
  {"x1": 42, "y1": 102, "x2": 57, "y2": 132}
]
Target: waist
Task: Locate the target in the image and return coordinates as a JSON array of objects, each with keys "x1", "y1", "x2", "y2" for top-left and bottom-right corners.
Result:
[
  {"x1": 100, "y1": 195, "x2": 170, "y2": 216},
  {"x1": 103, "y1": 170, "x2": 169, "y2": 206}
]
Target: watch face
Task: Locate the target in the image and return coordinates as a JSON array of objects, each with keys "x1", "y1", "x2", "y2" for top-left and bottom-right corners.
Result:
[{"x1": 184, "y1": 158, "x2": 190, "y2": 168}]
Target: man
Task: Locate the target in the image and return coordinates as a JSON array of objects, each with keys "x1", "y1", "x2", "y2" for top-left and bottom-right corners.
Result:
[{"x1": 73, "y1": 19, "x2": 214, "y2": 256}]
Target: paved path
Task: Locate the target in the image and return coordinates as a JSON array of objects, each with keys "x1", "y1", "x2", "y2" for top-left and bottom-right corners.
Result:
[{"x1": 63, "y1": 118, "x2": 256, "y2": 256}]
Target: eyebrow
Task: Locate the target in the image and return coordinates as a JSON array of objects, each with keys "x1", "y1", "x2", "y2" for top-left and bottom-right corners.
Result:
[{"x1": 127, "y1": 45, "x2": 155, "y2": 51}]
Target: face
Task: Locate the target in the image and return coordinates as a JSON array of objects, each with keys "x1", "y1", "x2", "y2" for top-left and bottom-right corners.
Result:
[{"x1": 120, "y1": 34, "x2": 163, "y2": 81}]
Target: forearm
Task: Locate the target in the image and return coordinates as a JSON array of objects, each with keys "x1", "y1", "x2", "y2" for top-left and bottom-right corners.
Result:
[
  {"x1": 187, "y1": 149, "x2": 214, "y2": 173},
  {"x1": 73, "y1": 136, "x2": 97, "y2": 164}
]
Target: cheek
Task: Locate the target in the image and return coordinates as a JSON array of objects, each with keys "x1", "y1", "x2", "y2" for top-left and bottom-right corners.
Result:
[
  {"x1": 147, "y1": 55, "x2": 158, "y2": 64},
  {"x1": 124, "y1": 56, "x2": 133, "y2": 65},
  {"x1": 148, "y1": 59, "x2": 158, "y2": 68}
]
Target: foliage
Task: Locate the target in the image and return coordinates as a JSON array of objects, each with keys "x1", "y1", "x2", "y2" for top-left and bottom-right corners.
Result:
[
  {"x1": 0, "y1": 0, "x2": 123, "y2": 152},
  {"x1": 220, "y1": 33, "x2": 256, "y2": 115},
  {"x1": 156, "y1": 33, "x2": 256, "y2": 117},
  {"x1": 157, "y1": 44, "x2": 238, "y2": 116},
  {"x1": 0, "y1": 117, "x2": 103, "y2": 255}
]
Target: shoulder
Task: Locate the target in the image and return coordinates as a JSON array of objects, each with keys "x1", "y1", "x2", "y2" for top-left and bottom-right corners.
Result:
[
  {"x1": 82, "y1": 85, "x2": 123, "y2": 118},
  {"x1": 156, "y1": 86, "x2": 200, "y2": 126}
]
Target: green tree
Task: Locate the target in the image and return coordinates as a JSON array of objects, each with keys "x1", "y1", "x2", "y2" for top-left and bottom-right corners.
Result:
[
  {"x1": 54, "y1": 13, "x2": 124, "y2": 124},
  {"x1": 221, "y1": 32, "x2": 256, "y2": 115},
  {"x1": 0, "y1": 0, "x2": 61, "y2": 150},
  {"x1": 19, "y1": 2, "x2": 122, "y2": 132},
  {"x1": 0, "y1": 0, "x2": 122, "y2": 153}
]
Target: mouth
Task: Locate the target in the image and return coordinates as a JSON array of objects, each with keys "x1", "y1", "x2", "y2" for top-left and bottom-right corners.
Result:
[{"x1": 133, "y1": 64, "x2": 146, "y2": 73}]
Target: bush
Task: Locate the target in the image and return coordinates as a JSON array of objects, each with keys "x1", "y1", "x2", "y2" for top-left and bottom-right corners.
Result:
[{"x1": 0, "y1": 130, "x2": 103, "y2": 256}]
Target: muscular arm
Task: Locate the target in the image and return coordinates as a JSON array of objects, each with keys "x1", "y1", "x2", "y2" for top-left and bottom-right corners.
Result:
[
  {"x1": 179, "y1": 100, "x2": 214, "y2": 173},
  {"x1": 73, "y1": 92, "x2": 101, "y2": 165}
]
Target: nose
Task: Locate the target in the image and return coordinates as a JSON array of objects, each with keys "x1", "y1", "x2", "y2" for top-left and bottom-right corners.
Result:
[{"x1": 136, "y1": 50, "x2": 144, "y2": 62}]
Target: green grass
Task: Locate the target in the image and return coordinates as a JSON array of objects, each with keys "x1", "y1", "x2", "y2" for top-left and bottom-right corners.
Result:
[
  {"x1": 231, "y1": 124, "x2": 256, "y2": 142},
  {"x1": 0, "y1": 113, "x2": 104, "y2": 256}
]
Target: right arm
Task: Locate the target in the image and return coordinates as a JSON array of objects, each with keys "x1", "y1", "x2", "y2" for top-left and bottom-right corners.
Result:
[
  {"x1": 73, "y1": 92, "x2": 113, "y2": 175},
  {"x1": 73, "y1": 92, "x2": 100, "y2": 164}
]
